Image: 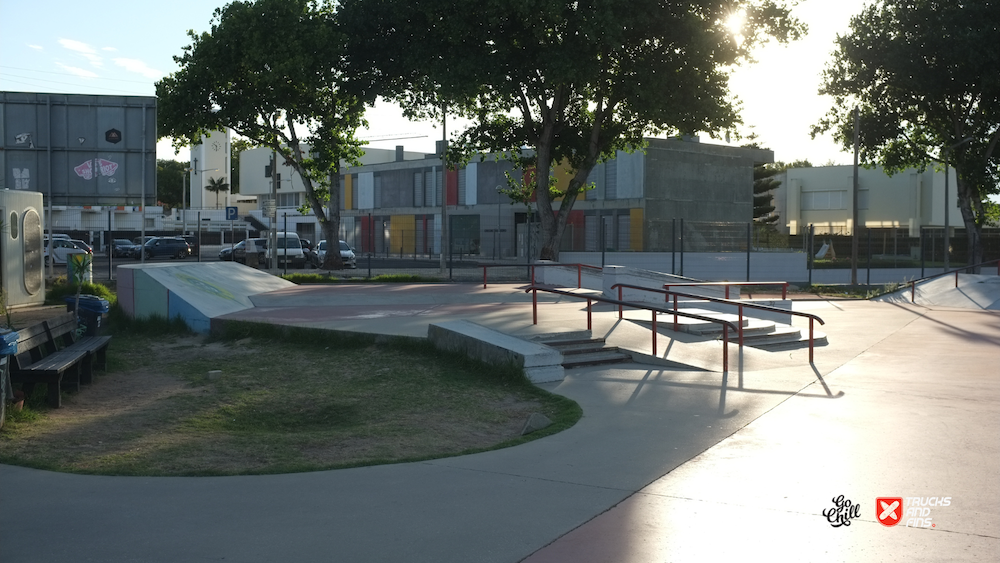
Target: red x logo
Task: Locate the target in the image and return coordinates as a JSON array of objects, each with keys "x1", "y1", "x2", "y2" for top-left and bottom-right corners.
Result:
[{"x1": 877, "y1": 497, "x2": 903, "y2": 527}]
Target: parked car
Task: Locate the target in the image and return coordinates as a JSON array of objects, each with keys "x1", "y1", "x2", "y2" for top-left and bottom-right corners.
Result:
[
  {"x1": 234, "y1": 238, "x2": 267, "y2": 265},
  {"x1": 70, "y1": 239, "x2": 93, "y2": 254},
  {"x1": 311, "y1": 239, "x2": 357, "y2": 269},
  {"x1": 181, "y1": 235, "x2": 200, "y2": 258},
  {"x1": 131, "y1": 236, "x2": 155, "y2": 258},
  {"x1": 109, "y1": 238, "x2": 135, "y2": 258},
  {"x1": 44, "y1": 238, "x2": 86, "y2": 265},
  {"x1": 266, "y1": 232, "x2": 306, "y2": 269},
  {"x1": 219, "y1": 240, "x2": 244, "y2": 261},
  {"x1": 142, "y1": 237, "x2": 191, "y2": 260}
]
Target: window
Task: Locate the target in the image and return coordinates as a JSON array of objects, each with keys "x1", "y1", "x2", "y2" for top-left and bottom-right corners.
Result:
[
  {"x1": 801, "y1": 190, "x2": 846, "y2": 210},
  {"x1": 413, "y1": 172, "x2": 424, "y2": 208},
  {"x1": 10, "y1": 211, "x2": 18, "y2": 239}
]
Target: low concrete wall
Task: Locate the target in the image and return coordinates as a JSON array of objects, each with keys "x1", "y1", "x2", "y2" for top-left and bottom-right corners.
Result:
[
  {"x1": 560, "y1": 251, "x2": 807, "y2": 281},
  {"x1": 428, "y1": 320, "x2": 565, "y2": 383}
]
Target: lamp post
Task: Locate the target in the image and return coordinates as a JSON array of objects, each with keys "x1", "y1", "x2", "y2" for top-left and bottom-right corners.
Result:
[{"x1": 942, "y1": 137, "x2": 973, "y2": 271}]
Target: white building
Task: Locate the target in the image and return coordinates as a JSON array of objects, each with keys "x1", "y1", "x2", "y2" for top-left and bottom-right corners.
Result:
[{"x1": 774, "y1": 165, "x2": 962, "y2": 237}]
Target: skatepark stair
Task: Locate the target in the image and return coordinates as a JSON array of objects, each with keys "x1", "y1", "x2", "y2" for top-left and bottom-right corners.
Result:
[{"x1": 535, "y1": 336, "x2": 633, "y2": 368}]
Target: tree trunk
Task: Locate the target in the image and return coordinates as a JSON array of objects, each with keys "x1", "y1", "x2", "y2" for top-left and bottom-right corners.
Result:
[
  {"x1": 955, "y1": 174, "x2": 984, "y2": 271},
  {"x1": 321, "y1": 167, "x2": 344, "y2": 270}
]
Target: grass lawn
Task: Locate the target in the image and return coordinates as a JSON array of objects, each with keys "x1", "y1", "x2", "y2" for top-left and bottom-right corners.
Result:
[{"x1": 0, "y1": 316, "x2": 581, "y2": 476}]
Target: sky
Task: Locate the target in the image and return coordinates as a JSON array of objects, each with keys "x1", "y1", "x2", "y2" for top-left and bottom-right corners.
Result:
[{"x1": 1, "y1": 0, "x2": 871, "y2": 166}]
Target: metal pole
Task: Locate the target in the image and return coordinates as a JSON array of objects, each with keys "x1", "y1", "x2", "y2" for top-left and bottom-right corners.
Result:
[
  {"x1": 671, "y1": 218, "x2": 676, "y2": 275},
  {"x1": 679, "y1": 218, "x2": 684, "y2": 277},
  {"x1": 283, "y1": 212, "x2": 288, "y2": 276},
  {"x1": 867, "y1": 228, "x2": 872, "y2": 285},
  {"x1": 108, "y1": 209, "x2": 113, "y2": 280},
  {"x1": 944, "y1": 159, "x2": 950, "y2": 271},
  {"x1": 746, "y1": 221, "x2": 751, "y2": 282},
  {"x1": 808, "y1": 224, "x2": 814, "y2": 287},
  {"x1": 920, "y1": 226, "x2": 925, "y2": 278},
  {"x1": 197, "y1": 212, "x2": 202, "y2": 262},
  {"x1": 851, "y1": 107, "x2": 860, "y2": 285},
  {"x1": 368, "y1": 213, "x2": 372, "y2": 279},
  {"x1": 448, "y1": 214, "x2": 454, "y2": 281},
  {"x1": 140, "y1": 104, "x2": 147, "y2": 265}
]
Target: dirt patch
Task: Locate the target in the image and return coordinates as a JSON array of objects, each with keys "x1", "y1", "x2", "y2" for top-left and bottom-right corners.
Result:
[{"x1": 1, "y1": 332, "x2": 574, "y2": 476}]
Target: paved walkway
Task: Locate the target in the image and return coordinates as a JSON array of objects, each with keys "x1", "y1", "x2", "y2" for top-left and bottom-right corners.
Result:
[{"x1": 1, "y1": 284, "x2": 998, "y2": 562}]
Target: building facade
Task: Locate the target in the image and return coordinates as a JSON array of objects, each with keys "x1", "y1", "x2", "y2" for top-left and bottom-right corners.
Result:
[
  {"x1": 774, "y1": 165, "x2": 962, "y2": 237},
  {"x1": 239, "y1": 138, "x2": 772, "y2": 258}
]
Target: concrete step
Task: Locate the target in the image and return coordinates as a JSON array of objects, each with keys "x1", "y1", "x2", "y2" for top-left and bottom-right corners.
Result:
[
  {"x1": 559, "y1": 350, "x2": 634, "y2": 368},
  {"x1": 535, "y1": 336, "x2": 633, "y2": 368}
]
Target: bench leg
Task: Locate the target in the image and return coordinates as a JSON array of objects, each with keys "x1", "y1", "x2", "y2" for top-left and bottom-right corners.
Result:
[
  {"x1": 80, "y1": 356, "x2": 94, "y2": 385},
  {"x1": 46, "y1": 378, "x2": 63, "y2": 408}
]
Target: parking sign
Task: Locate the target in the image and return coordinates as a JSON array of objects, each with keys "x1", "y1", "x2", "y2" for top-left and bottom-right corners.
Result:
[{"x1": 226, "y1": 206, "x2": 238, "y2": 221}]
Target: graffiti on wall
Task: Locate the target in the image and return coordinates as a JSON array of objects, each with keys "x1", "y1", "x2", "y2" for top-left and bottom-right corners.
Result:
[{"x1": 74, "y1": 158, "x2": 119, "y2": 182}]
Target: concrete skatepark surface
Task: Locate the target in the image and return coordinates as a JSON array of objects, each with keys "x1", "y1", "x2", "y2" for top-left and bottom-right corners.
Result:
[{"x1": 2, "y1": 276, "x2": 998, "y2": 562}]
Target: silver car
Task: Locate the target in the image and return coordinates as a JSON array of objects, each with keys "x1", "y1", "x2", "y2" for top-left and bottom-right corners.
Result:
[{"x1": 311, "y1": 240, "x2": 357, "y2": 269}]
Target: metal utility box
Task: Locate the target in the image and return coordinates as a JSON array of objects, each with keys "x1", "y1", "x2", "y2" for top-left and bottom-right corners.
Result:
[{"x1": 0, "y1": 190, "x2": 45, "y2": 307}]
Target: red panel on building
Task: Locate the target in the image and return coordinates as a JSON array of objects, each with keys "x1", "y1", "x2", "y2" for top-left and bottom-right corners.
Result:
[{"x1": 446, "y1": 168, "x2": 459, "y2": 206}]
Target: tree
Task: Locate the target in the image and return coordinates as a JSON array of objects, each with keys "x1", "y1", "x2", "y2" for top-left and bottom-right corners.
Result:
[
  {"x1": 156, "y1": 0, "x2": 369, "y2": 269},
  {"x1": 814, "y1": 0, "x2": 1000, "y2": 268},
  {"x1": 205, "y1": 176, "x2": 230, "y2": 208},
  {"x1": 753, "y1": 164, "x2": 780, "y2": 226},
  {"x1": 156, "y1": 159, "x2": 188, "y2": 210},
  {"x1": 341, "y1": 0, "x2": 803, "y2": 259}
]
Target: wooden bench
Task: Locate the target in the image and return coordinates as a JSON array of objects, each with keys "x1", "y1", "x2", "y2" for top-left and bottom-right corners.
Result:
[{"x1": 9, "y1": 312, "x2": 112, "y2": 408}]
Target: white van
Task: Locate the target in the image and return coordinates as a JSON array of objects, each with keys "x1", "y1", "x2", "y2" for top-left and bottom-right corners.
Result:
[{"x1": 266, "y1": 232, "x2": 306, "y2": 269}]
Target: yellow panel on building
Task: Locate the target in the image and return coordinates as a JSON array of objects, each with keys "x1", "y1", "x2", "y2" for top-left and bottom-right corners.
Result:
[
  {"x1": 629, "y1": 208, "x2": 643, "y2": 251},
  {"x1": 551, "y1": 160, "x2": 576, "y2": 201},
  {"x1": 390, "y1": 215, "x2": 416, "y2": 254},
  {"x1": 344, "y1": 174, "x2": 354, "y2": 210}
]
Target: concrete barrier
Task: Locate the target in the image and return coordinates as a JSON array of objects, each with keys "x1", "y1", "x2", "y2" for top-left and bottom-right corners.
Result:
[{"x1": 427, "y1": 320, "x2": 565, "y2": 383}]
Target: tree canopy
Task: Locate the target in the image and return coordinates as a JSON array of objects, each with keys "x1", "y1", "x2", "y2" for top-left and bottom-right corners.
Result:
[
  {"x1": 814, "y1": 0, "x2": 1000, "y2": 267},
  {"x1": 156, "y1": 159, "x2": 187, "y2": 210},
  {"x1": 341, "y1": 0, "x2": 804, "y2": 259},
  {"x1": 156, "y1": 0, "x2": 369, "y2": 268}
]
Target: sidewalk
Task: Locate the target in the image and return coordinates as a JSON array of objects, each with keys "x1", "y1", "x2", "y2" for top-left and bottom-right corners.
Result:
[{"x1": 1, "y1": 285, "x2": 997, "y2": 562}]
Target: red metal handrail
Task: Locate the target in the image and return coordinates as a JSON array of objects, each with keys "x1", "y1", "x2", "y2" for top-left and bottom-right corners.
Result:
[
  {"x1": 909, "y1": 258, "x2": 1000, "y2": 303},
  {"x1": 524, "y1": 285, "x2": 740, "y2": 371},
  {"x1": 481, "y1": 262, "x2": 602, "y2": 289},
  {"x1": 611, "y1": 283, "x2": 825, "y2": 364},
  {"x1": 661, "y1": 281, "x2": 790, "y2": 300}
]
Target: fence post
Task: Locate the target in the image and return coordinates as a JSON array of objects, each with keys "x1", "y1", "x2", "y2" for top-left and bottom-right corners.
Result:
[
  {"x1": 920, "y1": 226, "x2": 925, "y2": 278},
  {"x1": 746, "y1": 222, "x2": 751, "y2": 282},
  {"x1": 866, "y1": 227, "x2": 872, "y2": 286},
  {"x1": 808, "y1": 224, "x2": 814, "y2": 287},
  {"x1": 679, "y1": 218, "x2": 685, "y2": 277},
  {"x1": 107, "y1": 209, "x2": 113, "y2": 280},
  {"x1": 671, "y1": 218, "x2": 676, "y2": 275},
  {"x1": 197, "y1": 212, "x2": 202, "y2": 263}
]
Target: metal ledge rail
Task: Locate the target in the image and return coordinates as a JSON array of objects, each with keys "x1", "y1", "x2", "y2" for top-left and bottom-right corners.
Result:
[
  {"x1": 523, "y1": 285, "x2": 740, "y2": 370},
  {"x1": 609, "y1": 283, "x2": 826, "y2": 364},
  {"x1": 481, "y1": 263, "x2": 603, "y2": 289},
  {"x1": 908, "y1": 258, "x2": 1000, "y2": 303},
  {"x1": 662, "y1": 281, "x2": 791, "y2": 300}
]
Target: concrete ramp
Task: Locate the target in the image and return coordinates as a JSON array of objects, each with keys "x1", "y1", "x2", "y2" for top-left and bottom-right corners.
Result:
[
  {"x1": 117, "y1": 262, "x2": 295, "y2": 333},
  {"x1": 875, "y1": 273, "x2": 1000, "y2": 310}
]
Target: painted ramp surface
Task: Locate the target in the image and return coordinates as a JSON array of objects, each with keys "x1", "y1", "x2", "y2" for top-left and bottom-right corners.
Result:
[{"x1": 118, "y1": 262, "x2": 295, "y2": 332}]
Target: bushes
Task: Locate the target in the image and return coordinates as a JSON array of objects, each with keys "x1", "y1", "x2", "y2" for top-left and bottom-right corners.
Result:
[{"x1": 46, "y1": 278, "x2": 116, "y2": 305}]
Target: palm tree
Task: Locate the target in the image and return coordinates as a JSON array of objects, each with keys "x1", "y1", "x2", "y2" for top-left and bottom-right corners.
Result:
[{"x1": 206, "y1": 176, "x2": 230, "y2": 208}]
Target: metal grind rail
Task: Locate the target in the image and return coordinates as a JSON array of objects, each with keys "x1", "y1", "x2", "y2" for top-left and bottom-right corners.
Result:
[
  {"x1": 609, "y1": 283, "x2": 826, "y2": 364},
  {"x1": 524, "y1": 284, "x2": 742, "y2": 414},
  {"x1": 661, "y1": 281, "x2": 791, "y2": 300},
  {"x1": 908, "y1": 258, "x2": 1000, "y2": 303},
  {"x1": 481, "y1": 263, "x2": 603, "y2": 289}
]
